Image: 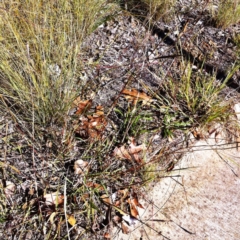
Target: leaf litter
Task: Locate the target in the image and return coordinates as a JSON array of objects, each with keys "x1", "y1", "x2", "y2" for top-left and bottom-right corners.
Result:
[{"x1": 114, "y1": 137, "x2": 146, "y2": 164}]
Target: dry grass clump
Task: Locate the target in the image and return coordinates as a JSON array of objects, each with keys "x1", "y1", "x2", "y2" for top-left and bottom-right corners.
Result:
[
  {"x1": 211, "y1": 0, "x2": 240, "y2": 28},
  {"x1": 118, "y1": 0, "x2": 176, "y2": 23},
  {"x1": 233, "y1": 33, "x2": 240, "y2": 56},
  {"x1": 0, "y1": 0, "x2": 113, "y2": 127},
  {"x1": 142, "y1": 0, "x2": 176, "y2": 22},
  {"x1": 151, "y1": 61, "x2": 237, "y2": 138}
]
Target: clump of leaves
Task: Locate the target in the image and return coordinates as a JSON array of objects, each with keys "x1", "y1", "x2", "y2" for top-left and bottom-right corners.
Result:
[
  {"x1": 212, "y1": 0, "x2": 240, "y2": 28},
  {"x1": 0, "y1": 0, "x2": 113, "y2": 127}
]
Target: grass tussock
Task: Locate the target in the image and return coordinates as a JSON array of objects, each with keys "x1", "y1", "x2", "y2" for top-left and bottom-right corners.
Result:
[
  {"x1": 212, "y1": 0, "x2": 240, "y2": 28},
  {"x1": 233, "y1": 33, "x2": 240, "y2": 56},
  {"x1": 142, "y1": 0, "x2": 176, "y2": 22},
  {"x1": 118, "y1": 0, "x2": 176, "y2": 23},
  {"x1": 0, "y1": 0, "x2": 113, "y2": 127},
  {"x1": 153, "y1": 62, "x2": 236, "y2": 138}
]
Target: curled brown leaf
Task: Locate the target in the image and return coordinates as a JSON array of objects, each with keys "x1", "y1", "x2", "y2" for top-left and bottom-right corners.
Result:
[
  {"x1": 100, "y1": 194, "x2": 111, "y2": 205},
  {"x1": 113, "y1": 137, "x2": 146, "y2": 164},
  {"x1": 121, "y1": 88, "x2": 153, "y2": 105},
  {"x1": 121, "y1": 222, "x2": 129, "y2": 234},
  {"x1": 4, "y1": 181, "x2": 16, "y2": 199},
  {"x1": 74, "y1": 159, "x2": 89, "y2": 175},
  {"x1": 73, "y1": 97, "x2": 92, "y2": 115},
  {"x1": 75, "y1": 106, "x2": 107, "y2": 140},
  {"x1": 44, "y1": 192, "x2": 64, "y2": 206}
]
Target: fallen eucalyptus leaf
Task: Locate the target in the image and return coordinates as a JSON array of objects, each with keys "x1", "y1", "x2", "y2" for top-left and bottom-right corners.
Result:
[
  {"x1": 4, "y1": 181, "x2": 16, "y2": 198},
  {"x1": 44, "y1": 192, "x2": 64, "y2": 206},
  {"x1": 67, "y1": 214, "x2": 76, "y2": 226},
  {"x1": 74, "y1": 159, "x2": 89, "y2": 175}
]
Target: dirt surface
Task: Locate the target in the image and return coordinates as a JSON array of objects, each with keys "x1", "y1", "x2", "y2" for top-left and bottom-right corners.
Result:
[
  {"x1": 80, "y1": 0, "x2": 240, "y2": 109},
  {"x1": 113, "y1": 136, "x2": 240, "y2": 240}
]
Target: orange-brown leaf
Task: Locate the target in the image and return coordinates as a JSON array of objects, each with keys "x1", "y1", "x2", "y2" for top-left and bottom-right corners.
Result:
[
  {"x1": 75, "y1": 106, "x2": 107, "y2": 140},
  {"x1": 121, "y1": 222, "x2": 129, "y2": 234},
  {"x1": 80, "y1": 193, "x2": 90, "y2": 202},
  {"x1": 127, "y1": 198, "x2": 139, "y2": 218},
  {"x1": 104, "y1": 233, "x2": 111, "y2": 239},
  {"x1": 130, "y1": 197, "x2": 144, "y2": 209},
  {"x1": 100, "y1": 194, "x2": 111, "y2": 205},
  {"x1": 118, "y1": 189, "x2": 129, "y2": 199},
  {"x1": 88, "y1": 110, "x2": 107, "y2": 140},
  {"x1": 95, "y1": 105, "x2": 104, "y2": 116},
  {"x1": 86, "y1": 182, "x2": 104, "y2": 191},
  {"x1": 121, "y1": 88, "x2": 152, "y2": 105},
  {"x1": 89, "y1": 116, "x2": 107, "y2": 132},
  {"x1": 129, "y1": 137, "x2": 146, "y2": 154},
  {"x1": 130, "y1": 204, "x2": 139, "y2": 218},
  {"x1": 114, "y1": 200, "x2": 121, "y2": 206},
  {"x1": 74, "y1": 98, "x2": 92, "y2": 115}
]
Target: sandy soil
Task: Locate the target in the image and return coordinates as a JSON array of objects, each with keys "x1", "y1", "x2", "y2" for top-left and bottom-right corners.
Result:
[{"x1": 114, "y1": 136, "x2": 240, "y2": 240}]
